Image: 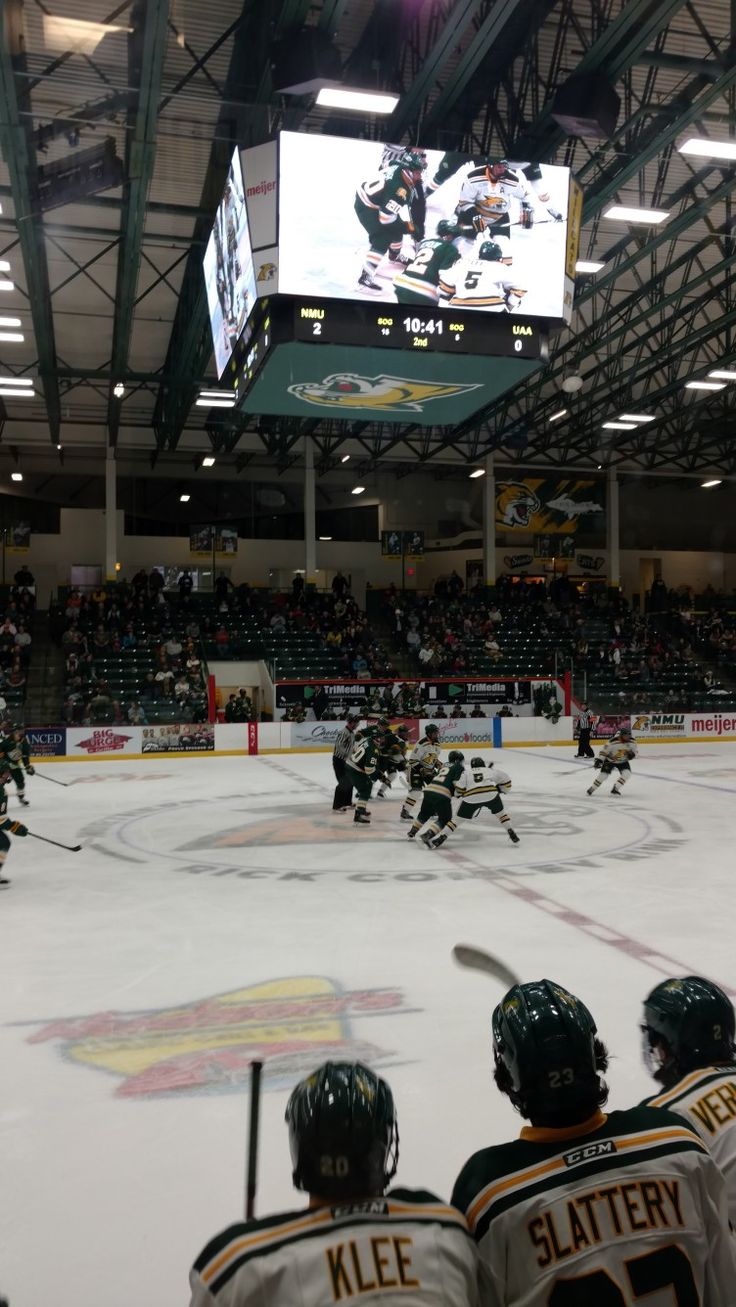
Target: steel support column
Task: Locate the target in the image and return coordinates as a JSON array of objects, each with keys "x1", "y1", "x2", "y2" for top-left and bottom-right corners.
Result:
[
  {"x1": 304, "y1": 438, "x2": 316, "y2": 582},
  {"x1": 607, "y1": 468, "x2": 620, "y2": 595},
  {"x1": 483, "y1": 453, "x2": 495, "y2": 585}
]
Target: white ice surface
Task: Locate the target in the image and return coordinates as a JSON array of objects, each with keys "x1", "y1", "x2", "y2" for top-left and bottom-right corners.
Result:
[{"x1": 1, "y1": 743, "x2": 734, "y2": 1305}]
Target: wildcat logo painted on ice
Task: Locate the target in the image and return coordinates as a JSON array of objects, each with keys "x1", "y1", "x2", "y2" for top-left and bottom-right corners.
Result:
[
  {"x1": 28, "y1": 976, "x2": 413, "y2": 1097},
  {"x1": 288, "y1": 372, "x2": 481, "y2": 413}
]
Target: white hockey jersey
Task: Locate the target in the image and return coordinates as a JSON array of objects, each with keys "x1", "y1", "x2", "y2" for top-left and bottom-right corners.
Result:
[
  {"x1": 456, "y1": 165, "x2": 533, "y2": 226},
  {"x1": 440, "y1": 256, "x2": 527, "y2": 311},
  {"x1": 642, "y1": 1065, "x2": 736, "y2": 1223},
  {"x1": 455, "y1": 764, "x2": 511, "y2": 805},
  {"x1": 452, "y1": 1105, "x2": 736, "y2": 1306},
  {"x1": 599, "y1": 737, "x2": 638, "y2": 766},
  {"x1": 190, "y1": 1188, "x2": 480, "y2": 1306},
  {"x1": 408, "y1": 737, "x2": 441, "y2": 776}
]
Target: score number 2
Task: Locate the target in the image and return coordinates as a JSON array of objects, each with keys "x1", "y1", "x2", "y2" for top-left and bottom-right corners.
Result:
[
  {"x1": 549, "y1": 1245, "x2": 698, "y2": 1305},
  {"x1": 312, "y1": 322, "x2": 322, "y2": 336}
]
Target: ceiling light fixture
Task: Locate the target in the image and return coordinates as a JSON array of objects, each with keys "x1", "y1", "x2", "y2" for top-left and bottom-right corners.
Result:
[
  {"x1": 195, "y1": 398, "x2": 236, "y2": 408},
  {"x1": 351, "y1": 485, "x2": 365, "y2": 495},
  {"x1": 679, "y1": 137, "x2": 736, "y2": 161},
  {"x1": 42, "y1": 14, "x2": 133, "y2": 54},
  {"x1": 602, "y1": 421, "x2": 637, "y2": 430},
  {"x1": 202, "y1": 456, "x2": 216, "y2": 467},
  {"x1": 0, "y1": 387, "x2": 36, "y2": 398},
  {"x1": 179, "y1": 493, "x2": 191, "y2": 503},
  {"x1": 701, "y1": 479, "x2": 722, "y2": 488},
  {"x1": 549, "y1": 409, "x2": 568, "y2": 422},
  {"x1": 341, "y1": 453, "x2": 350, "y2": 463},
  {"x1": 708, "y1": 370, "x2": 736, "y2": 381},
  {"x1": 0, "y1": 332, "x2": 24, "y2": 343},
  {"x1": 685, "y1": 380, "x2": 726, "y2": 391},
  {"x1": 603, "y1": 205, "x2": 669, "y2": 224},
  {"x1": 469, "y1": 468, "x2": 485, "y2": 478},
  {"x1": 0, "y1": 317, "x2": 21, "y2": 327},
  {"x1": 315, "y1": 87, "x2": 399, "y2": 114},
  {"x1": 0, "y1": 376, "x2": 33, "y2": 386},
  {"x1": 10, "y1": 472, "x2": 23, "y2": 482},
  {"x1": 0, "y1": 261, "x2": 10, "y2": 273},
  {"x1": 575, "y1": 261, "x2": 604, "y2": 273},
  {"x1": 619, "y1": 413, "x2": 655, "y2": 422},
  {"x1": 113, "y1": 381, "x2": 125, "y2": 398},
  {"x1": 0, "y1": 280, "x2": 15, "y2": 292},
  {"x1": 198, "y1": 390, "x2": 234, "y2": 399},
  {"x1": 319, "y1": 535, "x2": 333, "y2": 540}
]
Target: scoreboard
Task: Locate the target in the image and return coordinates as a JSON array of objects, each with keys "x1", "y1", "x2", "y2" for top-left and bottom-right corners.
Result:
[{"x1": 231, "y1": 297, "x2": 548, "y2": 427}]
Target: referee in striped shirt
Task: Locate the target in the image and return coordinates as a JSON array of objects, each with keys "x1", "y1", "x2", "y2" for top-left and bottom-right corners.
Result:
[
  {"x1": 332, "y1": 715, "x2": 360, "y2": 810},
  {"x1": 575, "y1": 703, "x2": 595, "y2": 757}
]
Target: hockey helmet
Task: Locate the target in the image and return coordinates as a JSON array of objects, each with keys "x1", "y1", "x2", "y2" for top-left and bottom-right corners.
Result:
[
  {"x1": 470, "y1": 757, "x2": 485, "y2": 769},
  {"x1": 478, "y1": 241, "x2": 504, "y2": 262},
  {"x1": 618, "y1": 726, "x2": 632, "y2": 739},
  {"x1": 399, "y1": 149, "x2": 427, "y2": 182},
  {"x1": 493, "y1": 980, "x2": 604, "y2": 1120},
  {"x1": 396, "y1": 725, "x2": 410, "y2": 738},
  {"x1": 286, "y1": 1061, "x2": 399, "y2": 1199},
  {"x1": 436, "y1": 218, "x2": 461, "y2": 241},
  {"x1": 425, "y1": 723, "x2": 440, "y2": 739},
  {"x1": 486, "y1": 157, "x2": 510, "y2": 179},
  {"x1": 642, "y1": 977, "x2": 735, "y2": 1080},
  {"x1": 448, "y1": 750, "x2": 465, "y2": 764}
]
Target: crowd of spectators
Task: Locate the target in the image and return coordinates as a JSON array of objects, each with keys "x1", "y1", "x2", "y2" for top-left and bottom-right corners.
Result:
[{"x1": 0, "y1": 567, "x2": 36, "y2": 715}]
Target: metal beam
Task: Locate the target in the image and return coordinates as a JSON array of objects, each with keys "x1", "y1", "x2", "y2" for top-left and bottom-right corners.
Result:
[
  {"x1": 108, "y1": 0, "x2": 170, "y2": 447},
  {"x1": 385, "y1": 0, "x2": 484, "y2": 139},
  {"x1": 0, "y1": 0, "x2": 61, "y2": 445}
]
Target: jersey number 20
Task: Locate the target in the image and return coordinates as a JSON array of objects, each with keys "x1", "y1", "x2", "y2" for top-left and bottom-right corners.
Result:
[{"x1": 549, "y1": 1245, "x2": 698, "y2": 1305}]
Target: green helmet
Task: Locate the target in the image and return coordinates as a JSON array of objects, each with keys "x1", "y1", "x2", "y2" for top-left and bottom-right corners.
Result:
[
  {"x1": 470, "y1": 756, "x2": 485, "y2": 768},
  {"x1": 642, "y1": 977, "x2": 736, "y2": 1081},
  {"x1": 436, "y1": 218, "x2": 461, "y2": 240},
  {"x1": 396, "y1": 725, "x2": 410, "y2": 739},
  {"x1": 478, "y1": 241, "x2": 503, "y2": 262},
  {"x1": 286, "y1": 1062, "x2": 399, "y2": 1198},
  {"x1": 493, "y1": 980, "x2": 602, "y2": 1120},
  {"x1": 399, "y1": 149, "x2": 427, "y2": 177},
  {"x1": 448, "y1": 750, "x2": 465, "y2": 764}
]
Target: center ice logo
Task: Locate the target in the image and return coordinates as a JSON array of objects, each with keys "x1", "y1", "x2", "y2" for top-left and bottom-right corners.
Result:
[
  {"x1": 287, "y1": 371, "x2": 481, "y2": 413},
  {"x1": 28, "y1": 976, "x2": 412, "y2": 1097}
]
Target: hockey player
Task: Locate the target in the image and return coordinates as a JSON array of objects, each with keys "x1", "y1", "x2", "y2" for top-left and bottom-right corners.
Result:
[
  {"x1": 189, "y1": 1061, "x2": 480, "y2": 1306},
  {"x1": 0, "y1": 761, "x2": 28, "y2": 887},
  {"x1": 355, "y1": 151, "x2": 427, "y2": 292},
  {"x1": 394, "y1": 220, "x2": 462, "y2": 305},
  {"x1": 452, "y1": 978, "x2": 736, "y2": 1306},
  {"x1": 400, "y1": 722, "x2": 441, "y2": 820},
  {"x1": 587, "y1": 725, "x2": 638, "y2": 797},
  {"x1": 407, "y1": 750, "x2": 465, "y2": 848},
  {"x1": 375, "y1": 723, "x2": 409, "y2": 798},
  {"x1": 641, "y1": 975, "x2": 736, "y2": 1221},
  {"x1": 440, "y1": 241, "x2": 527, "y2": 312},
  {"x1": 0, "y1": 726, "x2": 34, "y2": 806},
  {"x1": 431, "y1": 756, "x2": 519, "y2": 848},
  {"x1": 380, "y1": 144, "x2": 429, "y2": 247},
  {"x1": 455, "y1": 159, "x2": 540, "y2": 256},
  {"x1": 346, "y1": 726, "x2": 383, "y2": 825}
]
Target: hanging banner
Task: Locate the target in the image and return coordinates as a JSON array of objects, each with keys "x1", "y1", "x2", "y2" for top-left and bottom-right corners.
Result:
[
  {"x1": 8, "y1": 522, "x2": 31, "y2": 551},
  {"x1": 190, "y1": 525, "x2": 214, "y2": 556},
  {"x1": 216, "y1": 526, "x2": 238, "y2": 555},
  {"x1": 496, "y1": 478, "x2": 604, "y2": 534}
]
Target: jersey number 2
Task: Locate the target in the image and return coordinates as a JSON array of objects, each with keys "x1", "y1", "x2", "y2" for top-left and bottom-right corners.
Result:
[{"x1": 548, "y1": 1245, "x2": 698, "y2": 1305}]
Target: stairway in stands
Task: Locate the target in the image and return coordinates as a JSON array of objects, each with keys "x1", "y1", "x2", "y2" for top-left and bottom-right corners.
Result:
[{"x1": 24, "y1": 608, "x2": 64, "y2": 726}]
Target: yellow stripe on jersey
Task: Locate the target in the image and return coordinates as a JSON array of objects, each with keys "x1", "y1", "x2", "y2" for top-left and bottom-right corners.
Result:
[
  {"x1": 201, "y1": 1210, "x2": 333, "y2": 1284},
  {"x1": 394, "y1": 276, "x2": 440, "y2": 301},
  {"x1": 466, "y1": 1124, "x2": 704, "y2": 1230},
  {"x1": 646, "y1": 1068, "x2": 721, "y2": 1108},
  {"x1": 459, "y1": 784, "x2": 498, "y2": 798},
  {"x1": 449, "y1": 296, "x2": 505, "y2": 307},
  {"x1": 387, "y1": 1199, "x2": 469, "y2": 1227}
]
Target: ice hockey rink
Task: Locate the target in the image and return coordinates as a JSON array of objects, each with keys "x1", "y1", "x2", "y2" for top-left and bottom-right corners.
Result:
[{"x1": 1, "y1": 741, "x2": 733, "y2": 1306}]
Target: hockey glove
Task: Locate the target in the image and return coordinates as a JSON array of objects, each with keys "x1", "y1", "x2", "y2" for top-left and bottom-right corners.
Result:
[
  {"x1": 25, "y1": 765, "x2": 35, "y2": 775},
  {"x1": 504, "y1": 292, "x2": 522, "y2": 312},
  {"x1": 593, "y1": 758, "x2": 602, "y2": 769},
  {"x1": 548, "y1": 207, "x2": 563, "y2": 222},
  {"x1": 472, "y1": 214, "x2": 487, "y2": 234},
  {"x1": 519, "y1": 203, "x2": 534, "y2": 229},
  {"x1": 10, "y1": 821, "x2": 28, "y2": 836}
]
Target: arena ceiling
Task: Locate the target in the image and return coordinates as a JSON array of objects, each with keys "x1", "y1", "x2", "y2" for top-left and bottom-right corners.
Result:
[{"x1": 0, "y1": 0, "x2": 736, "y2": 491}]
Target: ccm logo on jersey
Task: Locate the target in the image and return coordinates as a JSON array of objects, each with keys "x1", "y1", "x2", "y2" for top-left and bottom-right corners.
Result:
[{"x1": 563, "y1": 1140, "x2": 617, "y2": 1167}]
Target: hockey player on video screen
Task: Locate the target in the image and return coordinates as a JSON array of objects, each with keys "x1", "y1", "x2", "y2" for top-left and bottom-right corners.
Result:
[
  {"x1": 439, "y1": 241, "x2": 527, "y2": 312},
  {"x1": 455, "y1": 159, "x2": 545, "y2": 259},
  {"x1": 381, "y1": 144, "x2": 428, "y2": 249},
  {"x1": 355, "y1": 151, "x2": 427, "y2": 292},
  {"x1": 394, "y1": 220, "x2": 462, "y2": 305},
  {"x1": 428, "y1": 151, "x2": 563, "y2": 220}
]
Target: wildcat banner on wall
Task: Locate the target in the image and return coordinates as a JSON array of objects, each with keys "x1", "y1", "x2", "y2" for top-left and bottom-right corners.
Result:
[{"x1": 495, "y1": 478, "x2": 605, "y2": 535}]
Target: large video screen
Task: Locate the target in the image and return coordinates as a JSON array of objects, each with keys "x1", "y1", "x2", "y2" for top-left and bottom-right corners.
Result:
[
  {"x1": 278, "y1": 132, "x2": 571, "y2": 319},
  {"x1": 203, "y1": 147, "x2": 257, "y2": 379}
]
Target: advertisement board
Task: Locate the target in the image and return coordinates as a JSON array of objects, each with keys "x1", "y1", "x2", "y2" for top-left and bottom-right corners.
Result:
[
  {"x1": 141, "y1": 724, "x2": 214, "y2": 754},
  {"x1": 630, "y1": 713, "x2": 687, "y2": 738},
  {"x1": 278, "y1": 132, "x2": 571, "y2": 319},
  {"x1": 26, "y1": 727, "x2": 66, "y2": 757},
  {"x1": 589, "y1": 714, "x2": 630, "y2": 741},
  {"x1": 275, "y1": 681, "x2": 400, "y2": 717},
  {"x1": 290, "y1": 719, "x2": 422, "y2": 751},
  {"x1": 67, "y1": 727, "x2": 142, "y2": 756},
  {"x1": 203, "y1": 146, "x2": 257, "y2": 379},
  {"x1": 420, "y1": 718, "x2": 497, "y2": 747},
  {"x1": 687, "y1": 713, "x2": 736, "y2": 738},
  {"x1": 423, "y1": 680, "x2": 531, "y2": 706}
]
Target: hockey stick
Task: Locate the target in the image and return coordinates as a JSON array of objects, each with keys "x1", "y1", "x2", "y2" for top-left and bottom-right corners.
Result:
[
  {"x1": 245, "y1": 1060, "x2": 263, "y2": 1220},
  {"x1": 27, "y1": 831, "x2": 82, "y2": 853},
  {"x1": 34, "y1": 771, "x2": 72, "y2": 788},
  {"x1": 452, "y1": 944, "x2": 520, "y2": 990}
]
